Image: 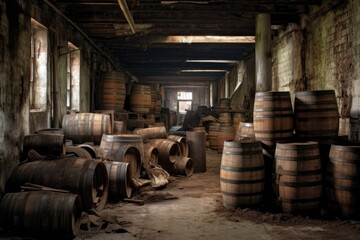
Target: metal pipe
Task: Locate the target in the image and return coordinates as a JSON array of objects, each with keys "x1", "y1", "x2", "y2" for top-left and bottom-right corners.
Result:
[
  {"x1": 117, "y1": 0, "x2": 136, "y2": 34},
  {"x1": 42, "y1": 0, "x2": 137, "y2": 81}
]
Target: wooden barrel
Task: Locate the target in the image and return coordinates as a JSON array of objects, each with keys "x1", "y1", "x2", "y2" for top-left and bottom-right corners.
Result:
[
  {"x1": 219, "y1": 112, "x2": 232, "y2": 126},
  {"x1": 209, "y1": 122, "x2": 221, "y2": 150},
  {"x1": 294, "y1": 90, "x2": 339, "y2": 140},
  {"x1": 172, "y1": 156, "x2": 194, "y2": 177},
  {"x1": 217, "y1": 125, "x2": 235, "y2": 154},
  {"x1": 62, "y1": 113, "x2": 112, "y2": 145},
  {"x1": 132, "y1": 126, "x2": 167, "y2": 141},
  {"x1": 95, "y1": 71, "x2": 126, "y2": 111},
  {"x1": 220, "y1": 140, "x2": 264, "y2": 209},
  {"x1": 129, "y1": 84, "x2": 152, "y2": 113},
  {"x1": 275, "y1": 142, "x2": 322, "y2": 214},
  {"x1": 327, "y1": 144, "x2": 360, "y2": 218},
  {"x1": 144, "y1": 143, "x2": 159, "y2": 167},
  {"x1": 235, "y1": 122, "x2": 255, "y2": 140},
  {"x1": 186, "y1": 131, "x2": 206, "y2": 173},
  {"x1": 98, "y1": 134, "x2": 144, "y2": 160},
  {"x1": 167, "y1": 135, "x2": 188, "y2": 157},
  {"x1": 104, "y1": 161, "x2": 132, "y2": 200},
  {"x1": 232, "y1": 112, "x2": 247, "y2": 131},
  {"x1": 148, "y1": 139, "x2": 180, "y2": 173},
  {"x1": 66, "y1": 145, "x2": 93, "y2": 159},
  {"x1": 0, "y1": 191, "x2": 82, "y2": 239},
  {"x1": 6, "y1": 158, "x2": 109, "y2": 211},
  {"x1": 218, "y1": 98, "x2": 231, "y2": 110},
  {"x1": 77, "y1": 144, "x2": 97, "y2": 158},
  {"x1": 253, "y1": 91, "x2": 294, "y2": 155},
  {"x1": 22, "y1": 134, "x2": 65, "y2": 158}
]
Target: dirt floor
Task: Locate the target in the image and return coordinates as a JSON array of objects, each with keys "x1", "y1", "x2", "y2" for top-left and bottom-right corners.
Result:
[
  {"x1": 75, "y1": 148, "x2": 360, "y2": 240},
  {"x1": 1, "y1": 148, "x2": 360, "y2": 239}
]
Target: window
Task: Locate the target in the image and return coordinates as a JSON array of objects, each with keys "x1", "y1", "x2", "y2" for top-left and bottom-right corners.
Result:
[
  {"x1": 177, "y1": 91, "x2": 192, "y2": 114},
  {"x1": 30, "y1": 19, "x2": 48, "y2": 111},
  {"x1": 66, "y1": 42, "x2": 80, "y2": 111}
]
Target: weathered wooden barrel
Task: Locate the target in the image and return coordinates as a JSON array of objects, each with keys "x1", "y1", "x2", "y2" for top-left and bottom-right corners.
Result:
[
  {"x1": 172, "y1": 156, "x2": 194, "y2": 177},
  {"x1": 95, "y1": 71, "x2": 126, "y2": 111},
  {"x1": 129, "y1": 84, "x2": 152, "y2": 113},
  {"x1": 62, "y1": 113, "x2": 112, "y2": 145},
  {"x1": 220, "y1": 140, "x2": 265, "y2": 209},
  {"x1": 167, "y1": 135, "x2": 188, "y2": 157},
  {"x1": 22, "y1": 134, "x2": 66, "y2": 158},
  {"x1": 219, "y1": 112, "x2": 232, "y2": 126},
  {"x1": 99, "y1": 133, "x2": 143, "y2": 158},
  {"x1": 6, "y1": 158, "x2": 109, "y2": 211},
  {"x1": 275, "y1": 142, "x2": 322, "y2": 214},
  {"x1": 326, "y1": 144, "x2": 360, "y2": 218},
  {"x1": 253, "y1": 91, "x2": 294, "y2": 155},
  {"x1": 37, "y1": 128, "x2": 64, "y2": 135},
  {"x1": 148, "y1": 139, "x2": 180, "y2": 172},
  {"x1": 113, "y1": 121, "x2": 126, "y2": 134},
  {"x1": 217, "y1": 125, "x2": 235, "y2": 153},
  {"x1": 132, "y1": 126, "x2": 167, "y2": 141},
  {"x1": 144, "y1": 143, "x2": 159, "y2": 167},
  {"x1": 294, "y1": 90, "x2": 339, "y2": 140},
  {"x1": 76, "y1": 144, "x2": 97, "y2": 158},
  {"x1": 218, "y1": 98, "x2": 231, "y2": 110},
  {"x1": 103, "y1": 161, "x2": 132, "y2": 200},
  {"x1": 186, "y1": 131, "x2": 206, "y2": 173},
  {"x1": 0, "y1": 191, "x2": 82, "y2": 239},
  {"x1": 235, "y1": 122, "x2": 255, "y2": 140},
  {"x1": 232, "y1": 112, "x2": 247, "y2": 131},
  {"x1": 66, "y1": 145, "x2": 93, "y2": 159},
  {"x1": 209, "y1": 122, "x2": 221, "y2": 150}
]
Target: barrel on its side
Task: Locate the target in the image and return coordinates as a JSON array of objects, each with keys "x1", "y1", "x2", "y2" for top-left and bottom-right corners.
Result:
[
  {"x1": 6, "y1": 158, "x2": 109, "y2": 211},
  {"x1": 294, "y1": 90, "x2": 339, "y2": 140},
  {"x1": 62, "y1": 113, "x2": 112, "y2": 145},
  {"x1": 148, "y1": 139, "x2": 180, "y2": 173},
  {"x1": 0, "y1": 191, "x2": 82, "y2": 239},
  {"x1": 167, "y1": 135, "x2": 189, "y2": 157},
  {"x1": 104, "y1": 161, "x2": 132, "y2": 201},
  {"x1": 172, "y1": 156, "x2": 194, "y2": 177},
  {"x1": 253, "y1": 91, "x2": 294, "y2": 155},
  {"x1": 132, "y1": 126, "x2": 167, "y2": 141},
  {"x1": 275, "y1": 142, "x2": 322, "y2": 214},
  {"x1": 144, "y1": 143, "x2": 159, "y2": 167},
  {"x1": 66, "y1": 145, "x2": 93, "y2": 159},
  {"x1": 22, "y1": 134, "x2": 66, "y2": 159},
  {"x1": 220, "y1": 140, "x2": 264, "y2": 209},
  {"x1": 327, "y1": 144, "x2": 360, "y2": 218}
]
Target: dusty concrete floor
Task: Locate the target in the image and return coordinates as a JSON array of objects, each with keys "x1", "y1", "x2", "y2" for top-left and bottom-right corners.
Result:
[
  {"x1": 1, "y1": 148, "x2": 360, "y2": 239},
  {"x1": 77, "y1": 148, "x2": 360, "y2": 240}
]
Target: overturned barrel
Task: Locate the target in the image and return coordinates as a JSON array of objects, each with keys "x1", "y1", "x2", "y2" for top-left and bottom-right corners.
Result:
[
  {"x1": 62, "y1": 113, "x2": 112, "y2": 145},
  {"x1": 0, "y1": 191, "x2": 82, "y2": 239},
  {"x1": 167, "y1": 135, "x2": 189, "y2": 157},
  {"x1": 148, "y1": 139, "x2": 181, "y2": 173},
  {"x1": 104, "y1": 161, "x2": 132, "y2": 201},
  {"x1": 22, "y1": 134, "x2": 65, "y2": 159},
  {"x1": 6, "y1": 157, "x2": 109, "y2": 211}
]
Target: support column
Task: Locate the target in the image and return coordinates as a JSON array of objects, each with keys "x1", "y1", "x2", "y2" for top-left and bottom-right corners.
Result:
[
  {"x1": 225, "y1": 71, "x2": 230, "y2": 98},
  {"x1": 255, "y1": 13, "x2": 272, "y2": 92}
]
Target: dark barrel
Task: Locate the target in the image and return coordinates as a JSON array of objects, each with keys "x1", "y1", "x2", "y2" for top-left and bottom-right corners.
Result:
[
  {"x1": 22, "y1": 133, "x2": 66, "y2": 158},
  {"x1": 186, "y1": 131, "x2": 206, "y2": 173},
  {"x1": 327, "y1": 144, "x2": 360, "y2": 218},
  {"x1": 294, "y1": 90, "x2": 339, "y2": 140},
  {"x1": 220, "y1": 140, "x2": 264, "y2": 209},
  {"x1": 6, "y1": 157, "x2": 109, "y2": 211},
  {"x1": 104, "y1": 161, "x2": 132, "y2": 200},
  {"x1": 129, "y1": 84, "x2": 152, "y2": 113},
  {"x1": 62, "y1": 113, "x2": 112, "y2": 145},
  {"x1": 0, "y1": 191, "x2": 82, "y2": 239},
  {"x1": 95, "y1": 71, "x2": 126, "y2": 111},
  {"x1": 275, "y1": 142, "x2": 322, "y2": 214}
]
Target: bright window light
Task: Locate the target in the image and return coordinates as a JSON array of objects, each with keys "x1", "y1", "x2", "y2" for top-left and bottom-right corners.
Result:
[{"x1": 165, "y1": 36, "x2": 255, "y2": 43}]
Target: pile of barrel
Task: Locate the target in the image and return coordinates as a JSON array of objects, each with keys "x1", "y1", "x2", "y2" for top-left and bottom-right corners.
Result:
[
  {"x1": 219, "y1": 90, "x2": 360, "y2": 219},
  {"x1": 0, "y1": 111, "x2": 207, "y2": 238}
]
